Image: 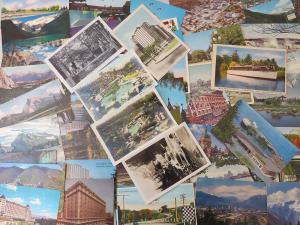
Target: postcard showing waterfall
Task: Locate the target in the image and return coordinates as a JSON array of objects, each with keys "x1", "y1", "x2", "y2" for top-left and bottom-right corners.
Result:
[
  {"x1": 114, "y1": 4, "x2": 190, "y2": 81},
  {"x1": 46, "y1": 17, "x2": 125, "y2": 92},
  {"x1": 91, "y1": 88, "x2": 176, "y2": 165},
  {"x1": 123, "y1": 123, "x2": 211, "y2": 204},
  {"x1": 211, "y1": 44, "x2": 287, "y2": 94},
  {"x1": 75, "y1": 50, "x2": 156, "y2": 122},
  {"x1": 212, "y1": 100, "x2": 299, "y2": 183},
  {"x1": 1, "y1": 0, "x2": 70, "y2": 67}
]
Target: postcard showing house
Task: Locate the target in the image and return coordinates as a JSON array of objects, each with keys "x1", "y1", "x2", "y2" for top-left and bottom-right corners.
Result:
[
  {"x1": 268, "y1": 182, "x2": 300, "y2": 225},
  {"x1": 114, "y1": 5, "x2": 189, "y2": 81},
  {"x1": 92, "y1": 88, "x2": 176, "y2": 165},
  {"x1": 212, "y1": 100, "x2": 299, "y2": 183},
  {"x1": 0, "y1": 184, "x2": 61, "y2": 224},
  {"x1": 46, "y1": 17, "x2": 125, "y2": 92},
  {"x1": 278, "y1": 159, "x2": 300, "y2": 182},
  {"x1": 117, "y1": 184, "x2": 196, "y2": 225},
  {"x1": 212, "y1": 44, "x2": 287, "y2": 94},
  {"x1": 0, "y1": 163, "x2": 65, "y2": 191},
  {"x1": 123, "y1": 123, "x2": 210, "y2": 204},
  {"x1": 195, "y1": 178, "x2": 268, "y2": 225},
  {"x1": 1, "y1": 0, "x2": 70, "y2": 67},
  {"x1": 75, "y1": 50, "x2": 156, "y2": 122},
  {"x1": 0, "y1": 115, "x2": 65, "y2": 163}
]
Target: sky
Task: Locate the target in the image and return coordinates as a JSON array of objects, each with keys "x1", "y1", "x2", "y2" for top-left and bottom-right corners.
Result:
[
  {"x1": 0, "y1": 162, "x2": 62, "y2": 170},
  {"x1": 268, "y1": 183, "x2": 300, "y2": 207},
  {"x1": 2, "y1": 64, "x2": 54, "y2": 78},
  {"x1": 170, "y1": 57, "x2": 188, "y2": 81},
  {"x1": 249, "y1": 0, "x2": 294, "y2": 14},
  {"x1": 189, "y1": 63, "x2": 211, "y2": 85},
  {"x1": 0, "y1": 184, "x2": 60, "y2": 219},
  {"x1": 184, "y1": 30, "x2": 213, "y2": 51},
  {"x1": 3, "y1": 0, "x2": 68, "y2": 11}
]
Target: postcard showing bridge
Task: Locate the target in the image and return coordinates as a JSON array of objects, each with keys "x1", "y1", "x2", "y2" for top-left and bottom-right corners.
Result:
[{"x1": 212, "y1": 44, "x2": 287, "y2": 94}]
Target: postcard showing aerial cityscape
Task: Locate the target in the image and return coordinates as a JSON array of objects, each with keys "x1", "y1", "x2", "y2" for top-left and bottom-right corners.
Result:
[
  {"x1": 46, "y1": 17, "x2": 125, "y2": 92},
  {"x1": 195, "y1": 178, "x2": 268, "y2": 225},
  {"x1": 0, "y1": 115, "x2": 65, "y2": 163},
  {"x1": 117, "y1": 183, "x2": 196, "y2": 225},
  {"x1": 1, "y1": 0, "x2": 70, "y2": 67},
  {"x1": 123, "y1": 123, "x2": 210, "y2": 203},
  {"x1": 212, "y1": 44, "x2": 287, "y2": 93},
  {"x1": 75, "y1": 51, "x2": 156, "y2": 121},
  {"x1": 268, "y1": 182, "x2": 300, "y2": 225},
  {"x1": 212, "y1": 100, "x2": 299, "y2": 182},
  {"x1": 114, "y1": 5, "x2": 190, "y2": 80},
  {"x1": 0, "y1": 163, "x2": 65, "y2": 191}
]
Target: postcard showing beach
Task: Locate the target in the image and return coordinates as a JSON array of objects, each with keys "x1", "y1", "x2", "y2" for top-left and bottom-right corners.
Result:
[
  {"x1": 212, "y1": 44, "x2": 287, "y2": 94},
  {"x1": 195, "y1": 178, "x2": 268, "y2": 225},
  {"x1": 1, "y1": 0, "x2": 70, "y2": 67},
  {"x1": 212, "y1": 100, "x2": 299, "y2": 183},
  {"x1": 114, "y1": 5, "x2": 189, "y2": 80}
]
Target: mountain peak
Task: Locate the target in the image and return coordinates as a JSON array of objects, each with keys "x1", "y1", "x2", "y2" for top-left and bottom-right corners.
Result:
[{"x1": 0, "y1": 69, "x2": 18, "y2": 89}]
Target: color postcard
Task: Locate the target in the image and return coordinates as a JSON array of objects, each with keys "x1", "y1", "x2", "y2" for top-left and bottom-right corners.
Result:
[
  {"x1": 278, "y1": 159, "x2": 300, "y2": 182},
  {"x1": 123, "y1": 123, "x2": 211, "y2": 204},
  {"x1": 114, "y1": 5, "x2": 190, "y2": 80},
  {"x1": 276, "y1": 127, "x2": 300, "y2": 158},
  {"x1": 226, "y1": 90, "x2": 254, "y2": 106}
]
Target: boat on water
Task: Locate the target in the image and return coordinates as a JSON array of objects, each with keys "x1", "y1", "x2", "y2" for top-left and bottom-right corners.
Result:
[{"x1": 227, "y1": 65, "x2": 278, "y2": 80}]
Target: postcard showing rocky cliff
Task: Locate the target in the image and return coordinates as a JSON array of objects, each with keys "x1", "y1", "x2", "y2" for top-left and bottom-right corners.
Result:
[
  {"x1": 1, "y1": 0, "x2": 70, "y2": 67},
  {"x1": 114, "y1": 5, "x2": 189, "y2": 81},
  {"x1": 0, "y1": 184, "x2": 61, "y2": 224},
  {"x1": 212, "y1": 44, "x2": 287, "y2": 94},
  {"x1": 0, "y1": 163, "x2": 65, "y2": 191},
  {"x1": 195, "y1": 178, "x2": 268, "y2": 225},
  {"x1": 123, "y1": 123, "x2": 210, "y2": 203},
  {"x1": 117, "y1": 183, "x2": 196, "y2": 225},
  {"x1": 212, "y1": 100, "x2": 299, "y2": 183},
  {"x1": 46, "y1": 17, "x2": 125, "y2": 92},
  {"x1": 75, "y1": 50, "x2": 156, "y2": 122}
]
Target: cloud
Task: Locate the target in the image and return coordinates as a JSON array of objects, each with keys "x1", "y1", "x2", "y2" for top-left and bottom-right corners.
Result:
[
  {"x1": 4, "y1": 184, "x2": 17, "y2": 191},
  {"x1": 4, "y1": 2, "x2": 24, "y2": 11},
  {"x1": 8, "y1": 197, "x2": 24, "y2": 205},
  {"x1": 30, "y1": 198, "x2": 41, "y2": 205},
  {"x1": 268, "y1": 187, "x2": 300, "y2": 206},
  {"x1": 272, "y1": 0, "x2": 294, "y2": 14},
  {"x1": 26, "y1": 0, "x2": 39, "y2": 4}
]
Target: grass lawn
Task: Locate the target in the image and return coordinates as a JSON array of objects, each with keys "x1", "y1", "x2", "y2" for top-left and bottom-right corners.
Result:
[
  {"x1": 162, "y1": 38, "x2": 179, "y2": 54},
  {"x1": 123, "y1": 70, "x2": 140, "y2": 81}
]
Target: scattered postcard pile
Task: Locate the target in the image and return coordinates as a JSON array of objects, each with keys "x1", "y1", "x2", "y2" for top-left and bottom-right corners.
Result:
[{"x1": 0, "y1": 0, "x2": 300, "y2": 225}]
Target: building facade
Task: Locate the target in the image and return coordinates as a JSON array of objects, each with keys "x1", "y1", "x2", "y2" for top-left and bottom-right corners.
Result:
[{"x1": 67, "y1": 164, "x2": 90, "y2": 179}]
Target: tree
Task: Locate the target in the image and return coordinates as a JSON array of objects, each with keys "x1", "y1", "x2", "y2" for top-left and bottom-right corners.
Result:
[
  {"x1": 1, "y1": 7, "x2": 8, "y2": 13},
  {"x1": 243, "y1": 54, "x2": 252, "y2": 65},
  {"x1": 231, "y1": 50, "x2": 240, "y2": 63},
  {"x1": 160, "y1": 205, "x2": 168, "y2": 213}
]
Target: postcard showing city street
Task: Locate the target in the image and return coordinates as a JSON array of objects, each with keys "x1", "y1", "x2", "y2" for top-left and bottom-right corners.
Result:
[
  {"x1": 212, "y1": 44, "x2": 287, "y2": 94},
  {"x1": 117, "y1": 183, "x2": 196, "y2": 225},
  {"x1": 1, "y1": 0, "x2": 70, "y2": 67},
  {"x1": 75, "y1": 50, "x2": 156, "y2": 122},
  {"x1": 0, "y1": 184, "x2": 61, "y2": 225},
  {"x1": 123, "y1": 123, "x2": 211, "y2": 204},
  {"x1": 46, "y1": 17, "x2": 125, "y2": 92},
  {"x1": 114, "y1": 5, "x2": 190, "y2": 80},
  {"x1": 195, "y1": 178, "x2": 268, "y2": 225},
  {"x1": 268, "y1": 182, "x2": 300, "y2": 225},
  {"x1": 92, "y1": 88, "x2": 176, "y2": 165},
  {"x1": 212, "y1": 100, "x2": 299, "y2": 183}
]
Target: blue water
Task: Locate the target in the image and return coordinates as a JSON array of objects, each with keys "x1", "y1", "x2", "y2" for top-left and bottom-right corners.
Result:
[
  {"x1": 14, "y1": 12, "x2": 57, "y2": 23},
  {"x1": 258, "y1": 111, "x2": 300, "y2": 127}
]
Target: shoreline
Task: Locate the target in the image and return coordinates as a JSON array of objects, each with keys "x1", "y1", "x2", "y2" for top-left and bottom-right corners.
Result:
[{"x1": 2, "y1": 11, "x2": 59, "y2": 20}]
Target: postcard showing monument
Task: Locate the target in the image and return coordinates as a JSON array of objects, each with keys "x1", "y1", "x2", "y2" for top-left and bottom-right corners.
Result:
[
  {"x1": 75, "y1": 50, "x2": 156, "y2": 122},
  {"x1": 123, "y1": 123, "x2": 210, "y2": 203},
  {"x1": 46, "y1": 17, "x2": 125, "y2": 92},
  {"x1": 92, "y1": 88, "x2": 176, "y2": 165},
  {"x1": 212, "y1": 100, "x2": 299, "y2": 183},
  {"x1": 1, "y1": 0, "x2": 70, "y2": 67},
  {"x1": 114, "y1": 5, "x2": 189, "y2": 80},
  {"x1": 195, "y1": 178, "x2": 268, "y2": 225},
  {"x1": 117, "y1": 183, "x2": 196, "y2": 225},
  {"x1": 212, "y1": 44, "x2": 287, "y2": 94},
  {"x1": 0, "y1": 163, "x2": 65, "y2": 191},
  {"x1": 0, "y1": 184, "x2": 61, "y2": 224}
]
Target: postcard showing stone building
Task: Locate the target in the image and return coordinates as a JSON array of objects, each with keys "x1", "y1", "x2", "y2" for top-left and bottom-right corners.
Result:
[
  {"x1": 92, "y1": 88, "x2": 176, "y2": 165},
  {"x1": 212, "y1": 100, "x2": 299, "y2": 183},
  {"x1": 123, "y1": 123, "x2": 210, "y2": 203},
  {"x1": 46, "y1": 17, "x2": 125, "y2": 92},
  {"x1": 1, "y1": 0, "x2": 70, "y2": 68},
  {"x1": 75, "y1": 50, "x2": 156, "y2": 122},
  {"x1": 114, "y1": 5, "x2": 189, "y2": 80}
]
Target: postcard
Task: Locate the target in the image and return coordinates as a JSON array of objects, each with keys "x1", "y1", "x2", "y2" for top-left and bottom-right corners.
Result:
[
  {"x1": 195, "y1": 178, "x2": 268, "y2": 225},
  {"x1": 276, "y1": 127, "x2": 300, "y2": 158},
  {"x1": 0, "y1": 163, "x2": 65, "y2": 190},
  {"x1": 0, "y1": 184, "x2": 61, "y2": 224},
  {"x1": 0, "y1": 79, "x2": 69, "y2": 128},
  {"x1": 278, "y1": 159, "x2": 300, "y2": 182},
  {"x1": 69, "y1": 10, "x2": 98, "y2": 36},
  {"x1": 117, "y1": 184, "x2": 196, "y2": 225},
  {"x1": 114, "y1": 5, "x2": 189, "y2": 80},
  {"x1": 212, "y1": 44, "x2": 287, "y2": 94},
  {"x1": 116, "y1": 164, "x2": 134, "y2": 187},
  {"x1": 1, "y1": 0, "x2": 70, "y2": 67},
  {"x1": 46, "y1": 17, "x2": 125, "y2": 92},
  {"x1": 75, "y1": 50, "x2": 156, "y2": 121},
  {"x1": 123, "y1": 123, "x2": 211, "y2": 203},
  {"x1": 92, "y1": 88, "x2": 176, "y2": 165},
  {"x1": 212, "y1": 100, "x2": 299, "y2": 183},
  {"x1": 226, "y1": 90, "x2": 254, "y2": 106}
]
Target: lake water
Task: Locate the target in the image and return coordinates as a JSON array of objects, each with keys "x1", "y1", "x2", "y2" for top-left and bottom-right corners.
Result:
[
  {"x1": 13, "y1": 12, "x2": 57, "y2": 23},
  {"x1": 258, "y1": 111, "x2": 300, "y2": 127}
]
